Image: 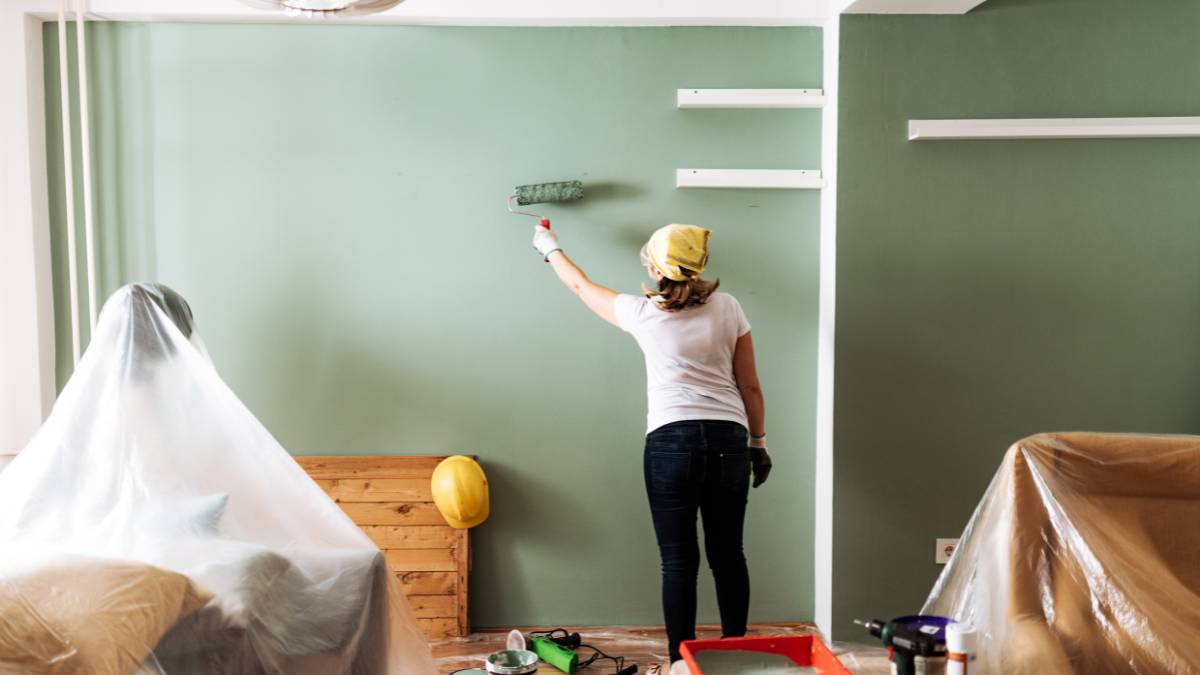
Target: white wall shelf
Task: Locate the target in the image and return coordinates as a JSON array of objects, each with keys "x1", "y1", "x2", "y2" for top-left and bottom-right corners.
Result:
[
  {"x1": 676, "y1": 169, "x2": 824, "y2": 189},
  {"x1": 908, "y1": 117, "x2": 1200, "y2": 140},
  {"x1": 677, "y1": 88, "x2": 825, "y2": 109}
]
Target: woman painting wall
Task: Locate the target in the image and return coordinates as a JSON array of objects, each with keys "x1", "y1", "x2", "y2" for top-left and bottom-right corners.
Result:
[{"x1": 532, "y1": 223, "x2": 773, "y2": 665}]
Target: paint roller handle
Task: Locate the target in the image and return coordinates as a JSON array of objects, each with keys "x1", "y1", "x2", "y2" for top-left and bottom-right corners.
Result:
[{"x1": 539, "y1": 220, "x2": 552, "y2": 265}]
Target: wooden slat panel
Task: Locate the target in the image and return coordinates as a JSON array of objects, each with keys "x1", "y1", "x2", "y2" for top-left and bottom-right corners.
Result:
[
  {"x1": 364, "y1": 525, "x2": 458, "y2": 550},
  {"x1": 396, "y1": 571, "x2": 456, "y2": 595},
  {"x1": 314, "y1": 478, "x2": 433, "y2": 503},
  {"x1": 298, "y1": 455, "x2": 470, "y2": 638},
  {"x1": 408, "y1": 594, "x2": 456, "y2": 619},
  {"x1": 385, "y1": 548, "x2": 458, "y2": 572},
  {"x1": 340, "y1": 502, "x2": 446, "y2": 526},
  {"x1": 455, "y1": 529, "x2": 470, "y2": 636},
  {"x1": 419, "y1": 618, "x2": 457, "y2": 640},
  {"x1": 297, "y1": 455, "x2": 446, "y2": 479}
]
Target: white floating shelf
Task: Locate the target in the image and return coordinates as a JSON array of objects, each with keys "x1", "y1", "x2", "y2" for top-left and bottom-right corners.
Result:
[
  {"x1": 676, "y1": 169, "x2": 824, "y2": 190},
  {"x1": 677, "y1": 88, "x2": 825, "y2": 109},
  {"x1": 909, "y1": 117, "x2": 1200, "y2": 140}
]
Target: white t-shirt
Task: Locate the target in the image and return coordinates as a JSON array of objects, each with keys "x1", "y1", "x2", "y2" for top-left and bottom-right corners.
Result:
[{"x1": 614, "y1": 291, "x2": 751, "y2": 433}]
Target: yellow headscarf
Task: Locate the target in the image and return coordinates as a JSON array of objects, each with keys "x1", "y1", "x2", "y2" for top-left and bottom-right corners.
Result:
[{"x1": 640, "y1": 224, "x2": 711, "y2": 281}]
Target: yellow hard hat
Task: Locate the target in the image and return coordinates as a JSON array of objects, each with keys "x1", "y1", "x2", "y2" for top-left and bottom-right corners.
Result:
[{"x1": 431, "y1": 456, "x2": 490, "y2": 529}]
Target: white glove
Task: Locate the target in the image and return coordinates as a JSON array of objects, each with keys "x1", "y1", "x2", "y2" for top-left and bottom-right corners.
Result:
[
  {"x1": 532, "y1": 225, "x2": 562, "y2": 261},
  {"x1": 749, "y1": 434, "x2": 771, "y2": 488}
]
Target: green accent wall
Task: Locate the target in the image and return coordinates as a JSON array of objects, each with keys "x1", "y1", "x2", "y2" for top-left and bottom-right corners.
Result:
[
  {"x1": 44, "y1": 24, "x2": 821, "y2": 628},
  {"x1": 835, "y1": 0, "x2": 1200, "y2": 639}
]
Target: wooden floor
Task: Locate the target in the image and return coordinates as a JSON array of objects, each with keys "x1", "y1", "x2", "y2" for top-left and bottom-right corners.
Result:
[{"x1": 432, "y1": 623, "x2": 823, "y2": 674}]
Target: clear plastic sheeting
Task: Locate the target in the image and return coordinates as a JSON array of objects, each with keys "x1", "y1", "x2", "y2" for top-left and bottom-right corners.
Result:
[
  {"x1": 0, "y1": 283, "x2": 435, "y2": 674},
  {"x1": 923, "y1": 432, "x2": 1200, "y2": 675}
]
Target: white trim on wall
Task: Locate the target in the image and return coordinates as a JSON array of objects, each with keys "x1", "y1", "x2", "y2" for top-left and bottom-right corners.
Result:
[
  {"x1": 813, "y1": 9, "x2": 839, "y2": 639},
  {"x1": 0, "y1": 1, "x2": 56, "y2": 454}
]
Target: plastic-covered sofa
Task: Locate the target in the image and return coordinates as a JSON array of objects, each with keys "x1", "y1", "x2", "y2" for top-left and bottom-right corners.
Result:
[{"x1": 925, "y1": 432, "x2": 1200, "y2": 675}]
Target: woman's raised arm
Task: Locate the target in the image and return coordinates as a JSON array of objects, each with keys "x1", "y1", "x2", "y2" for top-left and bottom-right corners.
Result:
[{"x1": 534, "y1": 225, "x2": 619, "y2": 326}]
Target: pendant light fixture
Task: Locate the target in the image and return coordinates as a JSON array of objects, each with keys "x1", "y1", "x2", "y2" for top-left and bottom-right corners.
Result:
[{"x1": 240, "y1": 0, "x2": 406, "y2": 18}]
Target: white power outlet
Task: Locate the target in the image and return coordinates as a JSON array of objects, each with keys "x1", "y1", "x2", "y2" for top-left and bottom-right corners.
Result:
[{"x1": 936, "y1": 538, "x2": 959, "y2": 564}]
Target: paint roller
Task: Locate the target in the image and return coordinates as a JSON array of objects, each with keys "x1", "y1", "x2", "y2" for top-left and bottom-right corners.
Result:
[{"x1": 507, "y1": 180, "x2": 584, "y2": 229}]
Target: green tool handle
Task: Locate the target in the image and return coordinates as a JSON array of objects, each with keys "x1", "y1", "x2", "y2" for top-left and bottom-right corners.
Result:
[
  {"x1": 892, "y1": 650, "x2": 915, "y2": 675},
  {"x1": 532, "y1": 636, "x2": 578, "y2": 673}
]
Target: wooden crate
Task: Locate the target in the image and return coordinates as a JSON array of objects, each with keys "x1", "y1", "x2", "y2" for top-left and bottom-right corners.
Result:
[{"x1": 296, "y1": 455, "x2": 469, "y2": 640}]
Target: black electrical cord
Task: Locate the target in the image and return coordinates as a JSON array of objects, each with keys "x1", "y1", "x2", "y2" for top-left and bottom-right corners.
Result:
[
  {"x1": 576, "y1": 642, "x2": 638, "y2": 675},
  {"x1": 529, "y1": 628, "x2": 582, "y2": 648},
  {"x1": 469, "y1": 628, "x2": 638, "y2": 675}
]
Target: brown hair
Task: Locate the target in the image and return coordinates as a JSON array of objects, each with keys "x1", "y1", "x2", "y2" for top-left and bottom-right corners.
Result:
[{"x1": 644, "y1": 274, "x2": 720, "y2": 312}]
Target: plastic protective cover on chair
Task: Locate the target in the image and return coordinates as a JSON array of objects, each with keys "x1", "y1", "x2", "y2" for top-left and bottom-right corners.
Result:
[
  {"x1": 0, "y1": 283, "x2": 435, "y2": 674},
  {"x1": 923, "y1": 432, "x2": 1200, "y2": 675}
]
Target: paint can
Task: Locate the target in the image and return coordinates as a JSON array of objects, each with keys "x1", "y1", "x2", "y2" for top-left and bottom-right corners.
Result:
[
  {"x1": 485, "y1": 649, "x2": 539, "y2": 675},
  {"x1": 914, "y1": 654, "x2": 947, "y2": 675}
]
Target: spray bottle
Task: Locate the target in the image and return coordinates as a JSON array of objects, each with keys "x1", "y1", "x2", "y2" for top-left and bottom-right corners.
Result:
[{"x1": 946, "y1": 624, "x2": 977, "y2": 675}]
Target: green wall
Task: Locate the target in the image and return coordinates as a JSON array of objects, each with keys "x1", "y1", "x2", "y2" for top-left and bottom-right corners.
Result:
[
  {"x1": 45, "y1": 23, "x2": 821, "y2": 628},
  {"x1": 835, "y1": 0, "x2": 1200, "y2": 639}
]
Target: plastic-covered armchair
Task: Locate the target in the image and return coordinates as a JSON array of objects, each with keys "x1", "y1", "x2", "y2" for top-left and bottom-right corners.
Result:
[
  {"x1": 0, "y1": 283, "x2": 435, "y2": 675},
  {"x1": 925, "y1": 433, "x2": 1200, "y2": 675}
]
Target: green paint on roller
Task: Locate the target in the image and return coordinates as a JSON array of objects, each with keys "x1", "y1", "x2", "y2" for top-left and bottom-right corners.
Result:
[
  {"x1": 513, "y1": 180, "x2": 584, "y2": 206},
  {"x1": 532, "y1": 636, "x2": 579, "y2": 673}
]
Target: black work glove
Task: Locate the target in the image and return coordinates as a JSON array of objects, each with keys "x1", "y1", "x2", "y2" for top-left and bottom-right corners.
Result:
[{"x1": 749, "y1": 437, "x2": 772, "y2": 488}]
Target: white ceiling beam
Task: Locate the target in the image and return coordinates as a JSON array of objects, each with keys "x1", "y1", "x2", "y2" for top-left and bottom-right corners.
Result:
[
  {"x1": 28, "y1": 0, "x2": 830, "y2": 26},
  {"x1": 842, "y1": 0, "x2": 988, "y2": 14}
]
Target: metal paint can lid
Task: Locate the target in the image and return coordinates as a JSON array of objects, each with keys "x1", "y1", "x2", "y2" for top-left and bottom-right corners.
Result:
[{"x1": 486, "y1": 649, "x2": 539, "y2": 675}]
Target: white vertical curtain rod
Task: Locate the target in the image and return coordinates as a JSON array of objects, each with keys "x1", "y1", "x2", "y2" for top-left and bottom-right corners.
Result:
[
  {"x1": 57, "y1": 0, "x2": 81, "y2": 365},
  {"x1": 75, "y1": 0, "x2": 97, "y2": 332}
]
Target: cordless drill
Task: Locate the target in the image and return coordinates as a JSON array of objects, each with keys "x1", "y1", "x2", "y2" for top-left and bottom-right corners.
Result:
[{"x1": 856, "y1": 615, "x2": 951, "y2": 675}]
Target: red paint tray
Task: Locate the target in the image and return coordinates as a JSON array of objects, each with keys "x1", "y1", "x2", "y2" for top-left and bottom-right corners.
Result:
[{"x1": 680, "y1": 634, "x2": 852, "y2": 674}]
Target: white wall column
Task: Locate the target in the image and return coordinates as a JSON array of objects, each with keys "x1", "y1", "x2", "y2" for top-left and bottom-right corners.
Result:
[
  {"x1": 814, "y1": 4, "x2": 844, "y2": 638},
  {"x1": 0, "y1": 4, "x2": 56, "y2": 453}
]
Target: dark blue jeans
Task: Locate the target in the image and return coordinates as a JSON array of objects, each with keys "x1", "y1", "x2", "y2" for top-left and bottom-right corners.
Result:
[{"x1": 644, "y1": 420, "x2": 751, "y2": 663}]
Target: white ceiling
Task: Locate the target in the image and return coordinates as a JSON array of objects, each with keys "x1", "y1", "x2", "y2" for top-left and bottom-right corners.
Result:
[
  {"x1": 73, "y1": 0, "x2": 829, "y2": 25},
  {"x1": 35, "y1": 0, "x2": 988, "y2": 26}
]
